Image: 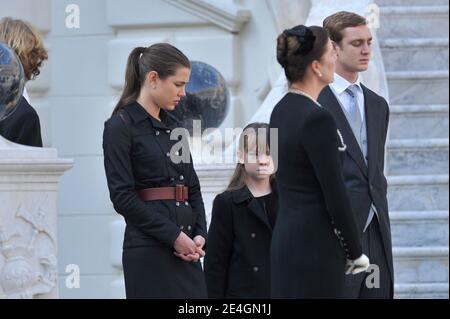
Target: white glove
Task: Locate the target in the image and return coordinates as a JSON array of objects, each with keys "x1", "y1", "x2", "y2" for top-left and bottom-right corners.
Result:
[{"x1": 345, "y1": 254, "x2": 370, "y2": 275}]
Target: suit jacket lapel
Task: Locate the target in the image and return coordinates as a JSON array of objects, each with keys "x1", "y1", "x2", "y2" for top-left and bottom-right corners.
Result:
[
  {"x1": 362, "y1": 85, "x2": 378, "y2": 180},
  {"x1": 320, "y1": 86, "x2": 368, "y2": 178}
]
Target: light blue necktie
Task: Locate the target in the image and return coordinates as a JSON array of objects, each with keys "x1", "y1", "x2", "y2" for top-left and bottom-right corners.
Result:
[
  {"x1": 345, "y1": 85, "x2": 363, "y2": 140},
  {"x1": 346, "y1": 85, "x2": 377, "y2": 232}
]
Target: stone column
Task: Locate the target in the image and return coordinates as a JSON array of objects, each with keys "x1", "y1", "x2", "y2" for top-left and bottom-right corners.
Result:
[{"x1": 0, "y1": 137, "x2": 73, "y2": 298}]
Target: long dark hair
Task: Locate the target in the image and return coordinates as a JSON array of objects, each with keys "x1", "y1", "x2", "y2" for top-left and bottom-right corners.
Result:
[
  {"x1": 112, "y1": 43, "x2": 191, "y2": 116},
  {"x1": 227, "y1": 122, "x2": 275, "y2": 192}
]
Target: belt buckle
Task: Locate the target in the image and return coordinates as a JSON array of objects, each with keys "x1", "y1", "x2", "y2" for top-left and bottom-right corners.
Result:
[{"x1": 175, "y1": 184, "x2": 184, "y2": 202}]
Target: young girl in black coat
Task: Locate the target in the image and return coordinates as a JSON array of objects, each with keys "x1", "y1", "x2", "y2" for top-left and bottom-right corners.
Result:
[{"x1": 205, "y1": 122, "x2": 277, "y2": 299}]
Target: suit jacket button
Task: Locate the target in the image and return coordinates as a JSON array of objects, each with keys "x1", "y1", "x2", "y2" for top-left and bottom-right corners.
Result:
[
  {"x1": 253, "y1": 267, "x2": 259, "y2": 272},
  {"x1": 251, "y1": 233, "x2": 256, "y2": 239}
]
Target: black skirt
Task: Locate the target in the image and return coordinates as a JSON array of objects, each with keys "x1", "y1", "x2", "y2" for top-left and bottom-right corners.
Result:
[{"x1": 122, "y1": 245, "x2": 207, "y2": 299}]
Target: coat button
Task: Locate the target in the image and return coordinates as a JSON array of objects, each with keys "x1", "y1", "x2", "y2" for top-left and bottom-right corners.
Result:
[
  {"x1": 166, "y1": 152, "x2": 170, "y2": 157},
  {"x1": 253, "y1": 267, "x2": 259, "y2": 272},
  {"x1": 180, "y1": 225, "x2": 184, "y2": 230},
  {"x1": 176, "y1": 202, "x2": 180, "y2": 207},
  {"x1": 179, "y1": 175, "x2": 184, "y2": 181},
  {"x1": 156, "y1": 131, "x2": 160, "y2": 136},
  {"x1": 187, "y1": 225, "x2": 192, "y2": 231},
  {"x1": 185, "y1": 201, "x2": 189, "y2": 206},
  {"x1": 251, "y1": 233, "x2": 256, "y2": 239},
  {"x1": 166, "y1": 130, "x2": 171, "y2": 134}
]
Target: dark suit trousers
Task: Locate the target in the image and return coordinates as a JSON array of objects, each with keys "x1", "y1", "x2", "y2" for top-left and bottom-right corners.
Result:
[{"x1": 344, "y1": 218, "x2": 392, "y2": 299}]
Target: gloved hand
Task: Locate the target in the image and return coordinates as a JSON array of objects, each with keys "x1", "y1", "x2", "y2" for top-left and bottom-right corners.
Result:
[{"x1": 346, "y1": 254, "x2": 370, "y2": 275}]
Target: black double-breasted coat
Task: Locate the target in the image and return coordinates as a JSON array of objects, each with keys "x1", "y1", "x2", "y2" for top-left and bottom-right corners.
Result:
[
  {"x1": 103, "y1": 102, "x2": 207, "y2": 299},
  {"x1": 269, "y1": 93, "x2": 363, "y2": 299},
  {"x1": 204, "y1": 185, "x2": 278, "y2": 299}
]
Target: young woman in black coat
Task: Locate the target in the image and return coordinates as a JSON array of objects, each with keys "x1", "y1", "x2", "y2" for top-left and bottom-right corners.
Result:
[
  {"x1": 0, "y1": 17, "x2": 46, "y2": 147},
  {"x1": 103, "y1": 43, "x2": 207, "y2": 299},
  {"x1": 269, "y1": 25, "x2": 370, "y2": 299},
  {"x1": 205, "y1": 123, "x2": 278, "y2": 299}
]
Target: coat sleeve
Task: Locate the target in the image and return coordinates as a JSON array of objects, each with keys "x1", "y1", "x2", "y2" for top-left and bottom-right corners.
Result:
[
  {"x1": 187, "y1": 163, "x2": 208, "y2": 241},
  {"x1": 204, "y1": 193, "x2": 234, "y2": 299},
  {"x1": 13, "y1": 106, "x2": 43, "y2": 147},
  {"x1": 103, "y1": 116, "x2": 181, "y2": 247},
  {"x1": 381, "y1": 99, "x2": 390, "y2": 176},
  {"x1": 27, "y1": 112, "x2": 43, "y2": 147},
  {"x1": 301, "y1": 108, "x2": 363, "y2": 260}
]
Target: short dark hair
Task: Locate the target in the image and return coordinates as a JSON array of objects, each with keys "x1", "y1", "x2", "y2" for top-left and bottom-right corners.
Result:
[
  {"x1": 276, "y1": 25, "x2": 329, "y2": 83},
  {"x1": 323, "y1": 11, "x2": 368, "y2": 44}
]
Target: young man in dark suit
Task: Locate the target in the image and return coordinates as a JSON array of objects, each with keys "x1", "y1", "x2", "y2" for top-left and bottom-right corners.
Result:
[{"x1": 319, "y1": 11, "x2": 394, "y2": 299}]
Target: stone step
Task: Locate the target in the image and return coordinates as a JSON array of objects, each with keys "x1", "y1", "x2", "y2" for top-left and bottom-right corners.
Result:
[
  {"x1": 381, "y1": 38, "x2": 449, "y2": 71},
  {"x1": 394, "y1": 247, "x2": 449, "y2": 284},
  {"x1": 395, "y1": 283, "x2": 449, "y2": 299},
  {"x1": 387, "y1": 175, "x2": 449, "y2": 211},
  {"x1": 386, "y1": 139, "x2": 449, "y2": 176},
  {"x1": 387, "y1": 71, "x2": 449, "y2": 105},
  {"x1": 389, "y1": 104, "x2": 449, "y2": 139},
  {"x1": 379, "y1": 6, "x2": 449, "y2": 39},
  {"x1": 391, "y1": 211, "x2": 449, "y2": 246},
  {"x1": 377, "y1": 0, "x2": 449, "y2": 6}
]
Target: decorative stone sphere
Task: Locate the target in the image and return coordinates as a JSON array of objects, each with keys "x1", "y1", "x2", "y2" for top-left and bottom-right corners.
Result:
[
  {"x1": 0, "y1": 42, "x2": 25, "y2": 122},
  {"x1": 170, "y1": 61, "x2": 229, "y2": 135}
]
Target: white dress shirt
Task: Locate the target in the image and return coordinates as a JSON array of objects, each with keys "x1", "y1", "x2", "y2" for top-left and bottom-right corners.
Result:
[
  {"x1": 329, "y1": 73, "x2": 365, "y2": 122},
  {"x1": 23, "y1": 86, "x2": 30, "y2": 103}
]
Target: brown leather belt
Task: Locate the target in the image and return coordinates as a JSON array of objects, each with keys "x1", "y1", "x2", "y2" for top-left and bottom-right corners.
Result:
[{"x1": 138, "y1": 185, "x2": 189, "y2": 202}]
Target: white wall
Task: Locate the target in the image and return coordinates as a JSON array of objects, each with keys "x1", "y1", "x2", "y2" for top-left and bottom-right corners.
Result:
[{"x1": 1, "y1": 0, "x2": 282, "y2": 298}]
